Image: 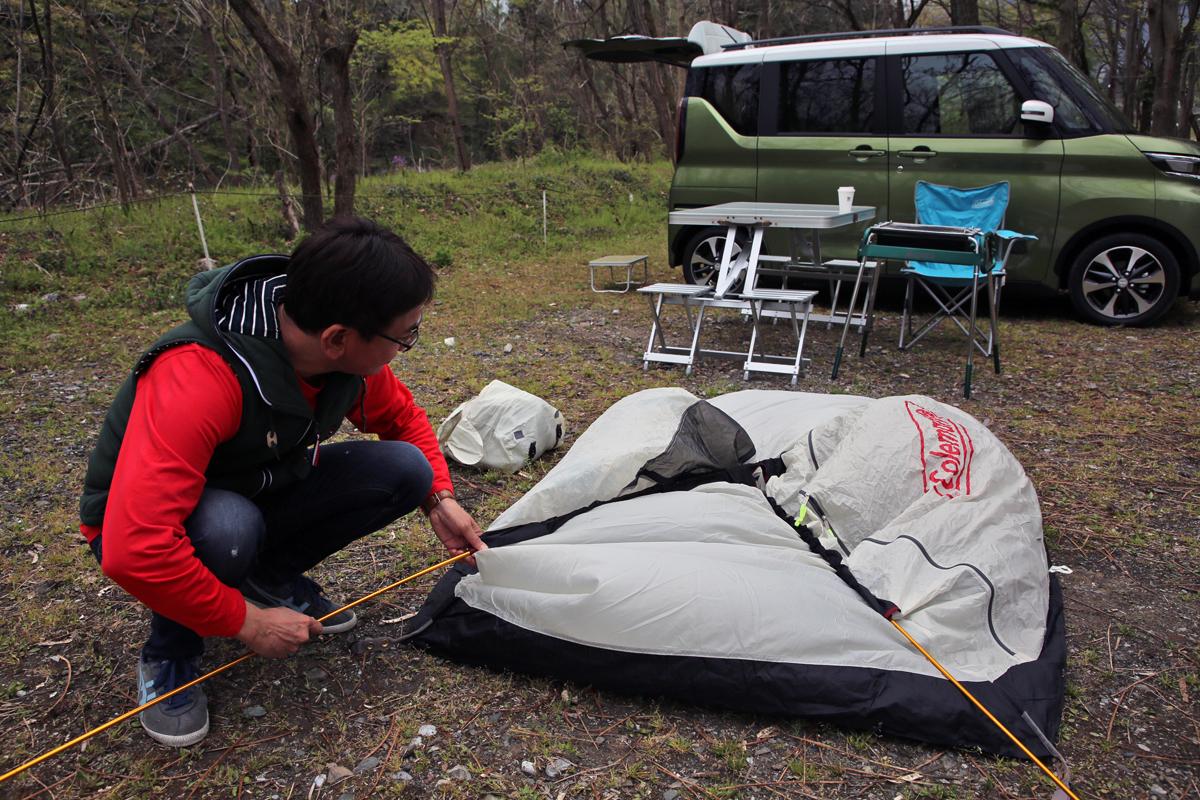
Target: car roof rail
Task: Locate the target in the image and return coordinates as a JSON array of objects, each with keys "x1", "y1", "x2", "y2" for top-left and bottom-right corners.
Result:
[{"x1": 722, "y1": 25, "x2": 1017, "y2": 50}]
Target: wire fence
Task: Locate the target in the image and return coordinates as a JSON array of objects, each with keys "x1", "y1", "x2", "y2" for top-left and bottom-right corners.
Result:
[{"x1": 0, "y1": 181, "x2": 663, "y2": 227}]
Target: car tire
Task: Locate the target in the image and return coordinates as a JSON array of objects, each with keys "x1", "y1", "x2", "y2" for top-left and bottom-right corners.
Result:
[
  {"x1": 681, "y1": 226, "x2": 747, "y2": 287},
  {"x1": 1067, "y1": 233, "x2": 1180, "y2": 326}
]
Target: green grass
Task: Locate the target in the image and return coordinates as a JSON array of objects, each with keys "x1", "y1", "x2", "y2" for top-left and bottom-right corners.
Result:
[{"x1": 0, "y1": 152, "x2": 673, "y2": 372}]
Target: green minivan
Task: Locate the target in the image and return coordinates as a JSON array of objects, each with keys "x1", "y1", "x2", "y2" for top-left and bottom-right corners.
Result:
[{"x1": 572, "y1": 24, "x2": 1200, "y2": 325}]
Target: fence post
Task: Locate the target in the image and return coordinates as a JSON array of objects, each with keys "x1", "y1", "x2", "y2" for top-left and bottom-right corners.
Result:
[
  {"x1": 542, "y1": 190, "x2": 548, "y2": 246},
  {"x1": 189, "y1": 184, "x2": 217, "y2": 269}
]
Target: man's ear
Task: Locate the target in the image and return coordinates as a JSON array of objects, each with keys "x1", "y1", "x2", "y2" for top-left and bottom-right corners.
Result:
[{"x1": 318, "y1": 324, "x2": 352, "y2": 360}]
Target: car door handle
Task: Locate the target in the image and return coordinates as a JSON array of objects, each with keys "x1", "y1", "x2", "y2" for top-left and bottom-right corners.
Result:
[
  {"x1": 898, "y1": 149, "x2": 938, "y2": 159},
  {"x1": 847, "y1": 147, "x2": 886, "y2": 160}
]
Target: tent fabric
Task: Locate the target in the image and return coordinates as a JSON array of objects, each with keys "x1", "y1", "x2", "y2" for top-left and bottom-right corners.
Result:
[
  {"x1": 437, "y1": 380, "x2": 565, "y2": 472},
  {"x1": 407, "y1": 389, "x2": 1065, "y2": 757}
]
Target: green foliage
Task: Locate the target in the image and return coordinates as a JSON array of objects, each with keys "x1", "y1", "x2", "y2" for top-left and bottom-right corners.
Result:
[{"x1": 357, "y1": 22, "x2": 444, "y2": 107}]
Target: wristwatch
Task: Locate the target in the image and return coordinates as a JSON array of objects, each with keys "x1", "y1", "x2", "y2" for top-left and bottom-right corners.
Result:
[{"x1": 421, "y1": 489, "x2": 455, "y2": 516}]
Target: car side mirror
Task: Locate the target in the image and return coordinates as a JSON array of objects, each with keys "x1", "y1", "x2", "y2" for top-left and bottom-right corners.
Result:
[{"x1": 1021, "y1": 100, "x2": 1055, "y2": 124}]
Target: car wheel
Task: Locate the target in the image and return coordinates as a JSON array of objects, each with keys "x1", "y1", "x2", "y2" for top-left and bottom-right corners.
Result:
[
  {"x1": 1067, "y1": 233, "x2": 1180, "y2": 326},
  {"x1": 681, "y1": 227, "x2": 746, "y2": 287}
]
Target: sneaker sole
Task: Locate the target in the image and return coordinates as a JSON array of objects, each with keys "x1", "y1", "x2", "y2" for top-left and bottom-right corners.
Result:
[
  {"x1": 141, "y1": 713, "x2": 210, "y2": 748},
  {"x1": 246, "y1": 599, "x2": 358, "y2": 635}
]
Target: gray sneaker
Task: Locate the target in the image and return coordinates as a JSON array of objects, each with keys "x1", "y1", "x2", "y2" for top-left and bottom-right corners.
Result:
[
  {"x1": 242, "y1": 574, "x2": 357, "y2": 634},
  {"x1": 137, "y1": 657, "x2": 209, "y2": 747}
]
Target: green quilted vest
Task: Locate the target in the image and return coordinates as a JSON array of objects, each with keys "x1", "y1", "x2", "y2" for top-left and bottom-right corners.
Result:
[{"x1": 80, "y1": 256, "x2": 364, "y2": 527}]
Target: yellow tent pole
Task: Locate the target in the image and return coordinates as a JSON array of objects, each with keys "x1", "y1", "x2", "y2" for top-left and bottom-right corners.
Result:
[
  {"x1": 0, "y1": 551, "x2": 472, "y2": 786},
  {"x1": 888, "y1": 618, "x2": 1080, "y2": 800}
]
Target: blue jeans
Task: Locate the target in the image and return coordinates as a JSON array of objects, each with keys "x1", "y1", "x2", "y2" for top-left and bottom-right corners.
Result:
[{"x1": 90, "y1": 440, "x2": 433, "y2": 660}]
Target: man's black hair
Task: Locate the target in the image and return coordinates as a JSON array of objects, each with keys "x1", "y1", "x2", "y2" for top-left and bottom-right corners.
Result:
[{"x1": 285, "y1": 216, "x2": 436, "y2": 336}]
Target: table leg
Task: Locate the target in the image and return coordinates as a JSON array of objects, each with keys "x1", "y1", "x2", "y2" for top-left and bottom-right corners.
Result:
[
  {"x1": 859, "y1": 260, "x2": 883, "y2": 358},
  {"x1": 685, "y1": 300, "x2": 707, "y2": 376},
  {"x1": 832, "y1": 256, "x2": 869, "y2": 380},
  {"x1": 743, "y1": 299, "x2": 763, "y2": 381},
  {"x1": 791, "y1": 301, "x2": 813, "y2": 384},
  {"x1": 643, "y1": 292, "x2": 668, "y2": 369}
]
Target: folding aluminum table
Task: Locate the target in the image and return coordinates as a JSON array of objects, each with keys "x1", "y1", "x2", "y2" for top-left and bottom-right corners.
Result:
[{"x1": 639, "y1": 202, "x2": 876, "y2": 383}]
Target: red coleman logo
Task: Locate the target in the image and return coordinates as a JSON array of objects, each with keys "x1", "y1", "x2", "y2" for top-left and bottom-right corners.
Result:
[{"x1": 904, "y1": 401, "x2": 975, "y2": 499}]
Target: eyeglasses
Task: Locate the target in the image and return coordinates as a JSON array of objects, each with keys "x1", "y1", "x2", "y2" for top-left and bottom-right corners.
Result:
[{"x1": 375, "y1": 324, "x2": 420, "y2": 351}]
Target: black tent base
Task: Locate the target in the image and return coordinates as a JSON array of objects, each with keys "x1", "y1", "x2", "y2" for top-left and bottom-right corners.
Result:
[{"x1": 407, "y1": 567, "x2": 1065, "y2": 760}]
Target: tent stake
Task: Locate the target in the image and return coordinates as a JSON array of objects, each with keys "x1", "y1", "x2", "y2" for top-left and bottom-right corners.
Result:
[
  {"x1": 0, "y1": 551, "x2": 472, "y2": 786},
  {"x1": 888, "y1": 618, "x2": 1080, "y2": 800}
]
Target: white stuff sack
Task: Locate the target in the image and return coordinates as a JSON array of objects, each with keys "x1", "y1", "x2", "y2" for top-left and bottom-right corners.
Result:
[{"x1": 437, "y1": 380, "x2": 565, "y2": 472}]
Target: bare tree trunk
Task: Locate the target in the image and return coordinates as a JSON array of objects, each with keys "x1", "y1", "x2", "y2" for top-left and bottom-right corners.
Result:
[
  {"x1": 38, "y1": 0, "x2": 73, "y2": 185},
  {"x1": 12, "y1": 0, "x2": 27, "y2": 207},
  {"x1": 950, "y1": 0, "x2": 980, "y2": 26},
  {"x1": 1121, "y1": 6, "x2": 1142, "y2": 123},
  {"x1": 79, "y1": 9, "x2": 137, "y2": 206},
  {"x1": 313, "y1": 5, "x2": 358, "y2": 217},
  {"x1": 1180, "y1": 49, "x2": 1198, "y2": 137},
  {"x1": 1056, "y1": 0, "x2": 1087, "y2": 71},
  {"x1": 199, "y1": 21, "x2": 241, "y2": 178},
  {"x1": 1146, "y1": 0, "x2": 1196, "y2": 136},
  {"x1": 631, "y1": 0, "x2": 676, "y2": 157},
  {"x1": 228, "y1": 0, "x2": 324, "y2": 229},
  {"x1": 96, "y1": 26, "x2": 219, "y2": 185},
  {"x1": 430, "y1": 0, "x2": 471, "y2": 171}
]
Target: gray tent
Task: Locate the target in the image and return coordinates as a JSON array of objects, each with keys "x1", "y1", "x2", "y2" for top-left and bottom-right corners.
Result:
[{"x1": 407, "y1": 389, "x2": 1065, "y2": 757}]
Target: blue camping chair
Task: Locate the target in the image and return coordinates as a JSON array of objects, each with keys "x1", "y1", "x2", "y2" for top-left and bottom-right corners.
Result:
[{"x1": 834, "y1": 181, "x2": 1035, "y2": 398}]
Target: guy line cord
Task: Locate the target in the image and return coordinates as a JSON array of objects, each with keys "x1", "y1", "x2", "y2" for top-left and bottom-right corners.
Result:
[{"x1": 0, "y1": 551, "x2": 472, "y2": 785}]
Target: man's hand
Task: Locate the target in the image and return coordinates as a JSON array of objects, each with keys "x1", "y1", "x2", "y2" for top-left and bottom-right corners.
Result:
[
  {"x1": 236, "y1": 600, "x2": 323, "y2": 658},
  {"x1": 428, "y1": 497, "x2": 487, "y2": 566}
]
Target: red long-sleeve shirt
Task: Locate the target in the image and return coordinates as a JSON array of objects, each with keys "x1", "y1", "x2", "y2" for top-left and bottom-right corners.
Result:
[{"x1": 81, "y1": 344, "x2": 451, "y2": 638}]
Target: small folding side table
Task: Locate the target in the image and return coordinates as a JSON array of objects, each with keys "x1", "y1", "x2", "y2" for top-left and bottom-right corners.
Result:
[{"x1": 589, "y1": 254, "x2": 649, "y2": 293}]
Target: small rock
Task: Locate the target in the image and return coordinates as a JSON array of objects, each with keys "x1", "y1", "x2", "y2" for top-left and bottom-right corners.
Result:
[
  {"x1": 435, "y1": 778, "x2": 452, "y2": 789},
  {"x1": 401, "y1": 736, "x2": 423, "y2": 756},
  {"x1": 304, "y1": 667, "x2": 328, "y2": 682},
  {"x1": 354, "y1": 756, "x2": 381, "y2": 773},
  {"x1": 1150, "y1": 785, "x2": 1168, "y2": 797},
  {"x1": 337, "y1": 793, "x2": 354, "y2": 800},
  {"x1": 545, "y1": 757, "x2": 573, "y2": 779},
  {"x1": 612, "y1": 308, "x2": 620, "y2": 315},
  {"x1": 325, "y1": 763, "x2": 353, "y2": 784},
  {"x1": 418, "y1": 724, "x2": 437, "y2": 737},
  {"x1": 503, "y1": 343, "x2": 513, "y2": 353},
  {"x1": 664, "y1": 790, "x2": 679, "y2": 800},
  {"x1": 243, "y1": 705, "x2": 267, "y2": 718},
  {"x1": 41, "y1": 292, "x2": 60, "y2": 303},
  {"x1": 311, "y1": 774, "x2": 326, "y2": 790},
  {"x1": 754, "y1": 745, "x2": 771, "y2": 755},
  {"x1": 520, "y1": 760, "x2": 536, "y2": 776},
  {"x1": 443, "y1": 337, "x2": 456, "y2": 347},
  {"x1": 391, "y1": 771, "x2": 413, "y2": 782},
  {"x1": 447, "y1": 764, "x2": 471, "y2": 781}
]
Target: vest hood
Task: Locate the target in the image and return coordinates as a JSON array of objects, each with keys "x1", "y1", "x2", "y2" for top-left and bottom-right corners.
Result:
[{"x1": 185, "y1": 255, "x2": 313, "y2": 418}]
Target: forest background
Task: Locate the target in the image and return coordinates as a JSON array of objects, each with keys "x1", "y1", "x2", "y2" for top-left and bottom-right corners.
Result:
[{"x1": 1, "y1": 0, "x2": 1198, "y2": 227}]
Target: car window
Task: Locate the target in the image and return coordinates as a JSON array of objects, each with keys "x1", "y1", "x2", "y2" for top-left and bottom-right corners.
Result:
[
  {"x1": 1008, "y1": 47, "x2": 1133, "y2": 135},
  {"x1": 1004, "y1": 48, "x2": 1096, "y2": 134},
  {"x1": 901, "y1": 53, "x2": 1020, "y2": 136},
  {"x1": 684, "y1": 64, "x2": 760, "y2": 135},
  {"x1": 777, "y1": 57, "x2": 877, "y2": 134}
]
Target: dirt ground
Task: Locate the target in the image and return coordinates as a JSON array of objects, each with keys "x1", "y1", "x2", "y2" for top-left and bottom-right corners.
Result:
[{"x1": 0, "y1": 276, "x2": 1197, "y2": 800}]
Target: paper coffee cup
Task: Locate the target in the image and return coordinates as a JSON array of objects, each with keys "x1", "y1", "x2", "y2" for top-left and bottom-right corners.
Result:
[{"x1": 838, "y1": 186, "x2": 855, "y2": 213}]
